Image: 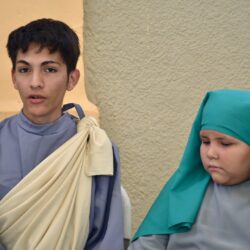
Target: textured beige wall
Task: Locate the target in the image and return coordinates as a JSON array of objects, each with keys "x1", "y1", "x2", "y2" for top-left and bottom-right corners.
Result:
[
  {"x1": 84, "y1": 0, "x2": 250, "y2": 233},
  {"x1": 0, "y1": 0, "x2": 97, "y2": 118}
]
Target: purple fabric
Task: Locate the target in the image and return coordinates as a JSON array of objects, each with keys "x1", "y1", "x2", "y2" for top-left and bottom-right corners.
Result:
[{"x1": 0, "y1": 110, "x2": 123, "y2": 250}]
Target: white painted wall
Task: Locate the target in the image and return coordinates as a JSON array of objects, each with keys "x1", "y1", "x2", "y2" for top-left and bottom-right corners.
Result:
[{"x1": 84, "y1": 0, "x2": 250, "y2": 232}]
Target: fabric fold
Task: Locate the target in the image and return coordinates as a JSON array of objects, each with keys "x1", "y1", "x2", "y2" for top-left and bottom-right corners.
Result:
[{"x1": 132, "y1": 93, "x2": 211, "y2": 239}]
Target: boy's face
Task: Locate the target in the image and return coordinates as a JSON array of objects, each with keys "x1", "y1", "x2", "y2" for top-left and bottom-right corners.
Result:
[
  {"x1": 200, "y1": 130, "x2": 250, "y2": 185},
  {"x1": 12, "y1": 43, "x2": 79, "y2": 124}
]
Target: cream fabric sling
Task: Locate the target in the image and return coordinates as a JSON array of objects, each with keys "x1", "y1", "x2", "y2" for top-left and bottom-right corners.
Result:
[{"x1": 0, "y1": 116, "x2": 113, "y2": 250}]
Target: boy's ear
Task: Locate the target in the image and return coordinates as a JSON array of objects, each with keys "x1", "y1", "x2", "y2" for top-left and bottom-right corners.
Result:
[
  {"x1": 11, "y1": 69, "x2": 18, "y2": 89},
  {"x1": 67, "y1": 69, "x2": 80, "y2": 91}
]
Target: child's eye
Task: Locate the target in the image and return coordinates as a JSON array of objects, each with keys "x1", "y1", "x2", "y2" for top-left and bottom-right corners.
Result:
[
  {"x1": 221, "y1": 141, "x2": 232, "y2": 146},
  {"x1": 201, "y1": 139, "x2": 210, "y2": 145}
]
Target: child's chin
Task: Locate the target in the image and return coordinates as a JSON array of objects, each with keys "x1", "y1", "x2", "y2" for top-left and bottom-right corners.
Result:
[
  {"x1": 211, "y1": 175, "x2": 228, "y2": 185},
  {"x1": 212, "y1": 177, "x2": 243, "y2": 186}
]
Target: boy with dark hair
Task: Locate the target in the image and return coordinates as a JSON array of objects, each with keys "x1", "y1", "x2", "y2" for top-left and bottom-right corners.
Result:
[
  {"x1": 7, "y1": 18, "x2": 80, "y2": 74},
  {"x1": 0, "y1": 18, "x2": 124, "y2": 250}
]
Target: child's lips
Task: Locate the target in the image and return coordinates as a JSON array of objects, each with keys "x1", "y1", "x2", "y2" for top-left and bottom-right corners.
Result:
[{"x1": 208, "y1": 165, "x2": 222, "y2": 172}]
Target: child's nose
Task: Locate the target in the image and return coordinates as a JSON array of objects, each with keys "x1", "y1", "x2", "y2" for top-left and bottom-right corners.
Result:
[{"x1": 207, "y1": 145, "x2": 219, "y2": 159}]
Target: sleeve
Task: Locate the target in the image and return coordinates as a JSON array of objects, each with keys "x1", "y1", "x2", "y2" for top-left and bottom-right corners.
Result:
[
  {"x1": 128, "y1": 235, "x2": 169, "y2": 250},
  {"x1": 0, "y1": 243, "x2": 6, "y2": 250},
  {"x1": 85, "y1": 144, "x2": 124, "y2": 250}
]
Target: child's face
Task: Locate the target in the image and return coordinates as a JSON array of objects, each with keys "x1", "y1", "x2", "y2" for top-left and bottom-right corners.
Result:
[
  {"x1": 12, "y1": 43, "x2": 79, "y2": 124},
  {"x1": 200, "y1": 130, "x2": 250, "y2": 185}
]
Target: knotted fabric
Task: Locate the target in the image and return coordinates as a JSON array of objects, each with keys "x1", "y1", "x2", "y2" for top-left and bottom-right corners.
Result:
[{"x1": 0, "y1": 116, "x2": 113, "y2": 250}]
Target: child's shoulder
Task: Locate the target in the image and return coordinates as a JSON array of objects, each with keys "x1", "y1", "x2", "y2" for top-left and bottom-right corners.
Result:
[{"x1": 205, "y1": 180, "x2": 250, "y2": 203}]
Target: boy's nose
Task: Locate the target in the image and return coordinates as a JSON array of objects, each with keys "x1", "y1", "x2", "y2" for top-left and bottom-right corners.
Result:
[{"x1": 30, "y1": 72, "x2": 43, "y2": 88}]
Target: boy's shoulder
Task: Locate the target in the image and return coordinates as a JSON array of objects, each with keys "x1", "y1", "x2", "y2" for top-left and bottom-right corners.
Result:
[{"x1": 0, "y1": 113, "x2": 18, "y2": 130}]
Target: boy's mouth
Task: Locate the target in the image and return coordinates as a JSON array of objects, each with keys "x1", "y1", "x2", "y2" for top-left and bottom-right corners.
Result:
[{"x1": 28, "y1": 95, "x2": 46, "y2": 103}]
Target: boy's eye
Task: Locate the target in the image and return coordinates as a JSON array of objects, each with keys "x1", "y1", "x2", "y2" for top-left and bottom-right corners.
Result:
[
  {"x1": 45, "y1": 67, "x2": 57, "y2": 73},
  {"x1": 18, "y1": 67, "x2": 29, "y2": 73}
]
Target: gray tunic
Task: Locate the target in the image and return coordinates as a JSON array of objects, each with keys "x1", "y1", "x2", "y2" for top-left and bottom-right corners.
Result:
[
  {"x1": 129, "y1": 180, "x2": 250, "y2": 250},
  {"x1": 0, "y1": 111, "x2": 123, "y2": 250}
]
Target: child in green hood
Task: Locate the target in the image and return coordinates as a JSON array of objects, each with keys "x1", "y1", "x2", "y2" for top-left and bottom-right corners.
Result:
[{"x1": 129, "y1": 89, "x2": 250, "y2": 250}]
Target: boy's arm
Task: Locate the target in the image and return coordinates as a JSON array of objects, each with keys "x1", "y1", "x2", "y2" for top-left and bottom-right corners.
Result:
[
  {"x1": 85, "y1": 144, "x2": 124, "y2": 250},
  {"x1": 0, "y1": 242, "x2": 6, "y2": 250}
]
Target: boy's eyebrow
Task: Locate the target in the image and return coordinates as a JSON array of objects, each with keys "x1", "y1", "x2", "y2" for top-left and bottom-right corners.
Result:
[
  {"x1": 16, "y1": 60, "x2": 61, "y2": 66},
  {"x1": 41, "y1": 61, "x2": 61, "y2": 66},
  {"x1": 16, "y1": 60, "x2": 30, "y2": 65}
]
